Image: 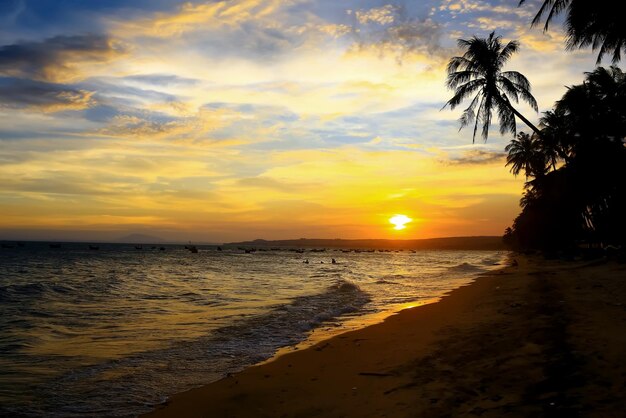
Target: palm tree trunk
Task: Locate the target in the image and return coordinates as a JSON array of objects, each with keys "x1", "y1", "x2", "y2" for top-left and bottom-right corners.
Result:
[{"x1": 503, "y1": 99, "x2": 542, "y2": 137}]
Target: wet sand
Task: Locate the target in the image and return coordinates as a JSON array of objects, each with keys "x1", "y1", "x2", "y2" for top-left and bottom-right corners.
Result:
[{"x1": 144, "y1": 256, "x2": 626, "y2": 417}]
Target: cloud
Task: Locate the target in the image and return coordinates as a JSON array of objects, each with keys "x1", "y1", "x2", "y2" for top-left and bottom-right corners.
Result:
[
  {"x1": 0, "y1": 77, "x2": 95, "y2": 112},
  {"x1": 347, "y1": 6, "x2": 447, "y2": 63},
  {"x1": 93, "y1": 107, "x2": 226, "y2": 141},
  {"x1": 236, "y1": 176, "x2": 316, "y2": 192},
  {"x1": 113, "y1": 0, "x2": 287, "y2": 38},
  {"x1": 444, "y1": 149, "x2": 507, "y2": 165},
  {"x1": 110, "y1": 0, "x2": 318, "y2": 63},
  {"x1": 92, "y1": 101, "x2": 298, "y2": 144},
  {"x1": 122, "y1": 74, "x2": 200, "y2": 86},
  {"x1": 81, "y1": 77, "x2": 180, "y2": 105},
  {"x1": 0, "y1": 34, "x2": 126, "y2": 82},
  {"x1": 439, "y1": 0, "x2": 532, "y2": 19},
  {"x1": 352, "y1": 5, "x2": 397, "y2": 25}
]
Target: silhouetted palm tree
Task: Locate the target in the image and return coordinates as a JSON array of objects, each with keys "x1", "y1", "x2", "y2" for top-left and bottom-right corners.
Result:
[
  {"x1": 539, "y1": 108, "x2": 572, "y2": 164},
  {"x1": 584, "y1": 66, "x2": 626, "y2": 137},
  {"x1": 504, "y1": 65, "x2": 626, "y2": 250},
  {"x1": 554, "y1": 66, "x2": 626, "y2": 147},
  {"x1": 505, "y1": 132, "x2": 546, "y2": 178},
  {"x1": 519, "y1": 0, "x2": 625, "y2": 63},
  {"x1": 444, "y1": 32, "x2": 540, "y2": 143}
]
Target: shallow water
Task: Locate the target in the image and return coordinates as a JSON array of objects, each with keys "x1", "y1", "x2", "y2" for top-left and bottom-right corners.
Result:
[{"x1": 0, "y1": 242, "x2": 507, "y2": 417}]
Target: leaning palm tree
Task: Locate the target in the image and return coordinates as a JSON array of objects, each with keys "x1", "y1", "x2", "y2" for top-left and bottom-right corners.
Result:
[
  {"x1": 519, "y1": 0, "x2": 625, "y2": 63},
  {"x1": 444, "y1": 32, "x2": 540, "y2": 143},
  {"x1": 505, "y1": 132, "x2": 547, "y2": 179}
]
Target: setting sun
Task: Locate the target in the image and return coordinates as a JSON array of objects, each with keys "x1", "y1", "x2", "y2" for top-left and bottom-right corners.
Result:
[{"x1": 389, "y1": 214, "x2": 412, "y2": 230}]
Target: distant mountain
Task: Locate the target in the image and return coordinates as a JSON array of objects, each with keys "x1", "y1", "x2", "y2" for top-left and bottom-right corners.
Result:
[
  {"x1": 116, "y1": 233, "x2": 165, "y2": 244},
  {"x1": 226, "y1": 236, "x2": 505, "y2": 251}
]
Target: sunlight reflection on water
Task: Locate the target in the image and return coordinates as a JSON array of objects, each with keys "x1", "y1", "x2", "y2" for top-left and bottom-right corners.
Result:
[{"x1": 0, "y1": 243, "x2": 507, "y2": 417}]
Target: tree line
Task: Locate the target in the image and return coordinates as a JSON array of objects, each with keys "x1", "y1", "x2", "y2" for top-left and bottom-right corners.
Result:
[{"x1": 445, "y1": 0, "x2": 626, "y2": 252}]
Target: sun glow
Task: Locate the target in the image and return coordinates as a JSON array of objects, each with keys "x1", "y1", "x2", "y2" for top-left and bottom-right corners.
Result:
[{"x1": 389, "y1": 214, "x2": 412, "y2": 230}]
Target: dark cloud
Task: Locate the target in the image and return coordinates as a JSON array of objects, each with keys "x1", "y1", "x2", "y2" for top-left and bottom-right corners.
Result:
[
  {"x1": 0, "y1": 34, "x2": 125, "y2": 81},
  {"x1": 446, "y1": 149, "x2": 507, "y2": 165},
  {"x1": 0, "y1": 77, "x2": 94, "y2": 111},
  {"x1": 0, "y1": 1, "x2": 185, "y2": 42}
]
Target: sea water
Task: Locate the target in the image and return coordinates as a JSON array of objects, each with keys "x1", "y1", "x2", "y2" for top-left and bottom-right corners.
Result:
[{"x1": 0, "y1": 242, "x2": 507, "y2": 417}]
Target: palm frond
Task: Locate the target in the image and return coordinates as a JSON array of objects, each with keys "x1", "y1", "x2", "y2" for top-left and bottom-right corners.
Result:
[
  {"x1": 446, "y1": 70, "x2": 479, "y2": 89},
  {"x1": 496, "y1": 98, "x2": 517, "y2": 136},
  {"x1": 446, "y1": 56, "x2": 473, "y2": 74},
  {"x1": 443, "y1": 79, "x2": 485, "y2": 110},
  {"x1": 501, "y1": 71, "x2": 531, "y2": 90},
  {"x1": 497, "y1": 41, "x2": 519, "y2": 67},
  {"x1": 459, "y1": 94, "x2": 481, "y2": 129},
  {"x1": 471, "y1": 95, "x2": 486, "y2": 144},
  {"x1": 498, "y1": 77, "x2": 521, "y2": 103}
]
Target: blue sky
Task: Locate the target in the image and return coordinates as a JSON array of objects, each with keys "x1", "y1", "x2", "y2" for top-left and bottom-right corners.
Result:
[{"x1": 0, "y1": 0, "x2": 601, "y2": 242}]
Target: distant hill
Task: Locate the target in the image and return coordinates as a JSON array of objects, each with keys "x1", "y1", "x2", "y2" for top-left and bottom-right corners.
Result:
[
  {"x1": 226, "y1": 236, "x2": 505, "y2": 251},
  {"x1": 116, "y1": 233, "x2": 165, "y2": 244}
]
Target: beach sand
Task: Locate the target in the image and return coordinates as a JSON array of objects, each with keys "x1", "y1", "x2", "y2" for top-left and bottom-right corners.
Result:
[{"x1": 144, "y1": 256, "x2": 626, "y2": 417}]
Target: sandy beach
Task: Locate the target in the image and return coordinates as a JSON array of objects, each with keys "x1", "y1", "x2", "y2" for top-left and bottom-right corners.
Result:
[{"x1": 144, "y1": 256, "x2": 626, "y2": 417}]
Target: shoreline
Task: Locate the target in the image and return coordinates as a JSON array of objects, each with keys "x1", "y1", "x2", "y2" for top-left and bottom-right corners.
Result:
[
  {"x1": 144, "y1": 256, "x2": 626, "y2": 417},
  {"x1": 265, "y1": 295, "x2": 443, "y2": 365},
  {"x1": 232, "y1": 252, "x2": 510, "y2": 366}
]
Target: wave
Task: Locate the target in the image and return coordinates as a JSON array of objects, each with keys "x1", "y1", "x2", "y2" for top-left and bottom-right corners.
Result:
[
  {"x1": 372, "y1": 273, "x2": 407, "y2": 285},
  {"x1": 479, "y1": 256, "x2": 502, "y2": 266},
  {"x1": 0, "y1": 281, "x2": 82, "y2": 303},
  {"x1": 32, "y1": 279, "x2": 371, "y2": 417},
  {"x1": 447, "y1": 262, "x2": 486, "y2": 273}
]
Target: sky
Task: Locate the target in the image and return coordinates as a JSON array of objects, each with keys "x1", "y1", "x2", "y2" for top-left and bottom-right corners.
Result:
[{"x1": 0, "y1": 0, "x2": 598, "y2": 243}]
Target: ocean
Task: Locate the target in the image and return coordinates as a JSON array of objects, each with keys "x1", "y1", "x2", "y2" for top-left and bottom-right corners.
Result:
[{"x1": 0, "y1": 242, "x2": 507, "y2": 417}]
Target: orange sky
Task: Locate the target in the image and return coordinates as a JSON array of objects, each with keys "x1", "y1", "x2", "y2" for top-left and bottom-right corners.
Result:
[{"x1": 0, "y1": 0, "x2": 596, "y2": 242}]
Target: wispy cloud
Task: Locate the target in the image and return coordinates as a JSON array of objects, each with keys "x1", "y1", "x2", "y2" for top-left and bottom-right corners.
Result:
[{"x1": 444, "y1": 148, "x2": 507, "y2": 165}]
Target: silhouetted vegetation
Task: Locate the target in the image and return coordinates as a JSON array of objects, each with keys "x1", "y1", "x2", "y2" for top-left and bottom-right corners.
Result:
[
  {"x1": 519, "y1": 0, "x2": 626, "y2": 63},
  {"x1": 443, "y1": 32, "x2": 539, "y2": 143},
  {"x1": 505, "y1": 67, "x2": 626, "y2": 251},
  {"x1": 447, "y1": 8, "x2": 626, "y2": 252}
]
